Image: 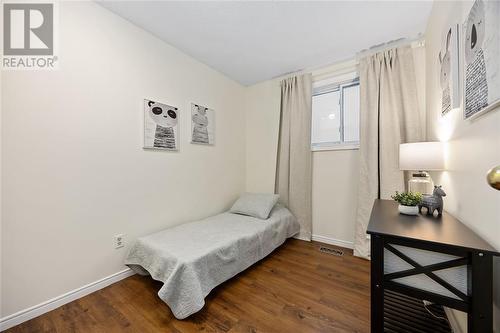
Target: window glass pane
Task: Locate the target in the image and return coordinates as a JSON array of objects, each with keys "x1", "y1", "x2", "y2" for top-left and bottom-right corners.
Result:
[
  {"x1": 311, "y1": 91, "x2": 340, "y2": 145},
  {"x1": 343, "y1": 84, "x2": 360, "y2": 143}
]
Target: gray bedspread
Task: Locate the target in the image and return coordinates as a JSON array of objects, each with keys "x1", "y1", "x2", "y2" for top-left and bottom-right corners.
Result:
[{"x1": 125, "y1": 205, "x2": 299, "y2": 319}]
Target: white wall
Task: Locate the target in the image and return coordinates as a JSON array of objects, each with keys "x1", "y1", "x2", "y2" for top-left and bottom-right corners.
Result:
[
  {"x1": 425, "y1": 1, "x2": 500, "y2": 331},
  {"x1": 0, "y1": 55, "x2": 3, "y2": 317},
  {"x1": 312, "y1": 150, "x2": 359, "y2": 247},
  {"x1": 1, "y1": 2, "x2": 246, "y2": 318},
  {"x1": 244, "y1": 80, "x2": 281, "y2": 193}
]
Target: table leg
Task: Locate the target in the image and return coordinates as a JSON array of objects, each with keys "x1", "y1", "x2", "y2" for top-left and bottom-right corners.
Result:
[
  {"x1": 371, "y1": 235, "x2": 384, "y2": 333},
  {"x1": 468, "y1": 251, "x2": 493, "y2": 333}
]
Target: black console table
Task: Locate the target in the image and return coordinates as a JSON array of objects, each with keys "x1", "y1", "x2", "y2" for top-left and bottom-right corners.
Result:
[{"x1": 367, "y1": 199, "x2": 499, "y2": 333}]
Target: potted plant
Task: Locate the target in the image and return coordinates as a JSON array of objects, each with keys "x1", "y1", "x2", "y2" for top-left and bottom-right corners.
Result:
[{"x1": 391, "y1": 191, "x2": 423, "y2": 216}]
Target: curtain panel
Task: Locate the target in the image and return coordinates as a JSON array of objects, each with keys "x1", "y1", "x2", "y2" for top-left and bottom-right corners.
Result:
[
  {"x1": 275, "y1": 74, "x2": 313, "y2": 241},
  {"x1": 354, "y1": 47, "x2": 424, "y2": 259}
]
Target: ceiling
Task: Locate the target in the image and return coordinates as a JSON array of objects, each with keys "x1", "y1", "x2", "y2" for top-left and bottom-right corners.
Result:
[{"x1": 99, "y1": 1, "x2": 433, "y2": 86}]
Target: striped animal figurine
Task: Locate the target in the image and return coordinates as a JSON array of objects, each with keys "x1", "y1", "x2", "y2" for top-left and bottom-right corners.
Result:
[{"x1": 418, "y1": 186, "x2": 446, "y2": 216}]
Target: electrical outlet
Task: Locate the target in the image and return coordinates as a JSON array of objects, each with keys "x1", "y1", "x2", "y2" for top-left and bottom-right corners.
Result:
[{"x1": 114, "y1": 234, "x2": 125, "y2": 249}]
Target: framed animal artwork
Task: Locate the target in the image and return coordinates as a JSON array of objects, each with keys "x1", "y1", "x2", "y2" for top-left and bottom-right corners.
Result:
[
  {"x1": 190, "y1": 103, "x2": 215, "y2": 145},
  {"x1": 463, "y1": 0, "x2": 500, "y2": 119},
  {"x1": 144, "y1": 99, "x2": 179, "y2": 151},
  {"x1": 438, "y1": 24, "x2": 460, "y2": 116}
]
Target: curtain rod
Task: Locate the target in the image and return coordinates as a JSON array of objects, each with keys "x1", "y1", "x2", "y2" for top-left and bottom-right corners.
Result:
[
  {"x1": 273, "y1": 34, "x2": 425, "y2": 82},
  {"x1": 356, "y1": 34, "x2": 425, "y2": 60}
]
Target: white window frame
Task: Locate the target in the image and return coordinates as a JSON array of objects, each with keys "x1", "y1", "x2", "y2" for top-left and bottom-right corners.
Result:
[{"x1": 311, "y1": 74, "x2": 360, "y2": 152}]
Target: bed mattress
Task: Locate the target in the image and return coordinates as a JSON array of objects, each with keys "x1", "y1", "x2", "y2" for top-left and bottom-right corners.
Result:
[{"x1": 125, "y1": 204, "x2": 299, "y2": 319}]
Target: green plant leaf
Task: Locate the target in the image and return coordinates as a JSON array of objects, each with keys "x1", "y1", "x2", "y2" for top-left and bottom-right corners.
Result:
[{"x1": 391, "y1": 191, "x2": 422, "y2": 206}]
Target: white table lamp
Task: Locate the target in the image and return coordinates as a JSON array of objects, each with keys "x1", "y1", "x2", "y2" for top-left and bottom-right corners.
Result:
[{"x1": 399, "y1": 142, "x2": 445, "y2": 194}]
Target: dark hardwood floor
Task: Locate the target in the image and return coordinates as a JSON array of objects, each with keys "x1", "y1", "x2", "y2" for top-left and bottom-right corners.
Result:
[{"x1": 6, "y1": 239, "x2": 370, "y2": 333}]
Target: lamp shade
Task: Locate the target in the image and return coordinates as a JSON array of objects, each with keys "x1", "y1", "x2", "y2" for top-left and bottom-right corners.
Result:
[{"x1": 399, "y1": 142, "x2": 445, "y2": 171}]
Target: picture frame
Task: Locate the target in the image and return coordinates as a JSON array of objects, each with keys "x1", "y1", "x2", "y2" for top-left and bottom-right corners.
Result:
[
  {"x1": 144, "y1": 99, "x2": 180, "y2": 151},
  {"x1": 439, "y1": 23, "x2": 460, "y2": 116},
  {"x1": 462, "y1": 0, "x2": 500, "y2": 120},
  {"x1": 190, "y1": 103, "x2": 215, "y2": 145}
]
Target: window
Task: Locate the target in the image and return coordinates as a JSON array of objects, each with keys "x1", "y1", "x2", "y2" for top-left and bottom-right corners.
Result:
[{"x1": 311, "y1": 75, "x2": 360, "y2": 150}]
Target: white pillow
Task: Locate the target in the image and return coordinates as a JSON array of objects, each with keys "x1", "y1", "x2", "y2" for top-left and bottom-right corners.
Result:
[{"x1": 230, "y1": 193, "x2": 280, "y2": 219}]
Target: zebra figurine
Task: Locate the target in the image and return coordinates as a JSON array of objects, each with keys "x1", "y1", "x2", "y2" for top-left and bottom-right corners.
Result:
[{"x1": 418, "y1": 186, "x2": 446, "y2": 216}]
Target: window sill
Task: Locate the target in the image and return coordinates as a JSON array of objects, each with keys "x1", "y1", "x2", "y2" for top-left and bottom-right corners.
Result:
[{"x1": 311, "y1": 144, "x2": 359, "y2": 152}]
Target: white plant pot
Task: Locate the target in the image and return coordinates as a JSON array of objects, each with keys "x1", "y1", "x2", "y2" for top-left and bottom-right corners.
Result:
[{"x1": 398, "y1": 204, "x2": 419, "y2": 216}]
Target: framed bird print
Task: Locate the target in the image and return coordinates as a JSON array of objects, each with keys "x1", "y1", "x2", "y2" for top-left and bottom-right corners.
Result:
[{"x1": 190, "y1": 103, "x2": 215, "y2": 145}]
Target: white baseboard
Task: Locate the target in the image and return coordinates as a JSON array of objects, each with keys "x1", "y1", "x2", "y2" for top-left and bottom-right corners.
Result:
[
  {"x1": 312, "y1": 234, "x2": 354, "y2": 249},
  {"x1": 0, "y1": 268, "x2": 135, "y2": 331},
  {"x1": 293, "y1": 234, "x2": 312, "y2": 241}
]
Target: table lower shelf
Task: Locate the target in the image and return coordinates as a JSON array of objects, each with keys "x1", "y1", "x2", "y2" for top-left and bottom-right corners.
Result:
[{"x1": 384, "y1": 290, "x2": 452, "y2": 333}]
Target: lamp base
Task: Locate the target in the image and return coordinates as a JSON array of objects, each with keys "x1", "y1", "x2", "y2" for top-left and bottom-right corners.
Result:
[{"x1": 408, "y1": 171, "x2": 433, "y2": 195}]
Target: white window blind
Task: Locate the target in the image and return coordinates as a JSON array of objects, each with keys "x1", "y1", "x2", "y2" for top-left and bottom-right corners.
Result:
[{"x1": 311, "y1": 74, "x2": 360, "y2": 150}]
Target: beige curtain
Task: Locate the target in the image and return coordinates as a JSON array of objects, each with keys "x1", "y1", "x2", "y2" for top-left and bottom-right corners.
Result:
[
  {"x1": 354, "y1": 47, "x2": 424, "y2": 259},
  {"x1": 275, "y1": 74, "x2": 313, "y2": 241}
]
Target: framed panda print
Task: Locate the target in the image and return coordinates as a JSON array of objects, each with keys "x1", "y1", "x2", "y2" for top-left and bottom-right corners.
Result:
[
  {"x1": 144, "y1": 99, "x2": 179, "y2": 150},
  {"x1": 463, "y1": 0, "x2": 500, "y2": 119},
  {"x1": 190, "y1": 103, "x2": 215, "y2": 145}
]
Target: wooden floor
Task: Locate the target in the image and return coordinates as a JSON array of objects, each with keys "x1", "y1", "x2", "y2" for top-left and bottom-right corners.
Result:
[{"x1": 6, "y1": 239, "x2": 370, "y2": 333}]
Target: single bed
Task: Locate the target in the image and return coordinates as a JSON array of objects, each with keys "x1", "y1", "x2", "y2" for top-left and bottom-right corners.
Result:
[{"x1": 125, "y1": 204, "x2": 299, "y2": 319}]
